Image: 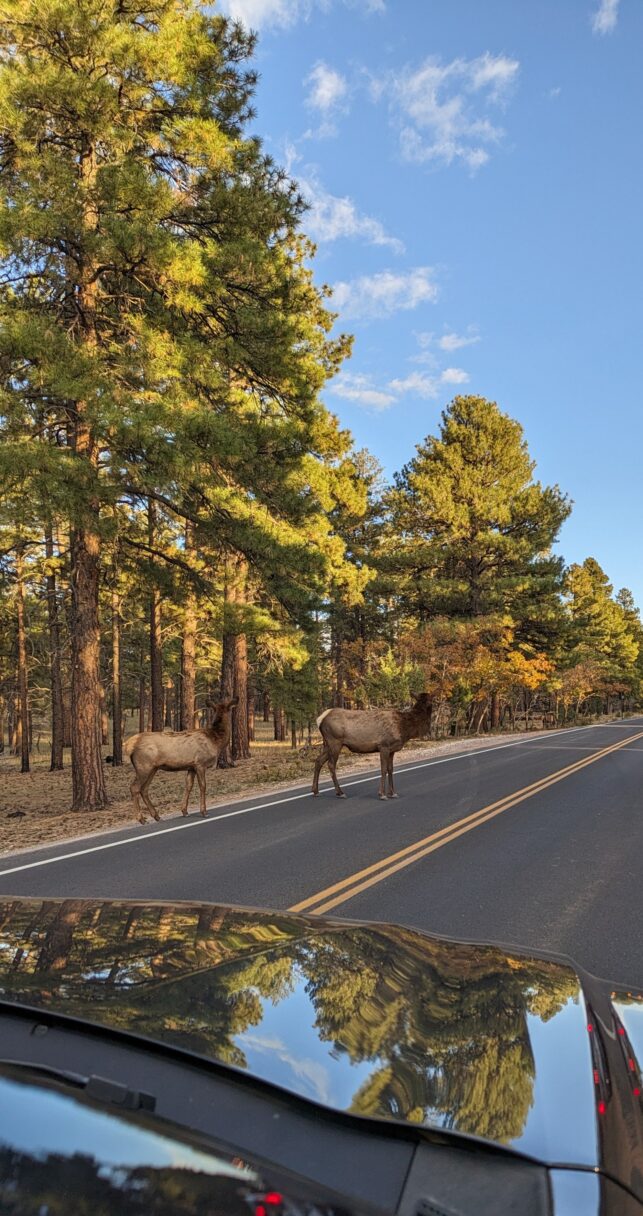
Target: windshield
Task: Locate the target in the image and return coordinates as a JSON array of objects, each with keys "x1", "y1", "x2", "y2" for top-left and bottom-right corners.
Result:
[{"x1": 0, "y1": 0, "x2": 642, "y2": 1190}]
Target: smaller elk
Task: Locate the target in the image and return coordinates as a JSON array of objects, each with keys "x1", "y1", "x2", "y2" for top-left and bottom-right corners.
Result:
[
  {"x1": 124, "y1": 697, "x2": 238, "y2": 825},
  {"x1": 312, "y1": 692, "x2": 433, "y2": 800}
]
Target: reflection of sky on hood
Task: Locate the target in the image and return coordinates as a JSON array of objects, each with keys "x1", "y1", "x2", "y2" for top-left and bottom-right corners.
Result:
[
  {"x1": 0, "y1": 1077, "x2": 255, "y2": 1180},
  {"x1": 237, "y1": 975, "x2": 374, "y2": 1109},
  {"x1": 514, "y1": 997, "x2": 596, "y2": 1165}
]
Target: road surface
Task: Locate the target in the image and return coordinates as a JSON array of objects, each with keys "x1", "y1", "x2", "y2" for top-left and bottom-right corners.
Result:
[{"x1": 1, "y1": 717, "x2": 642, "y2": 986}]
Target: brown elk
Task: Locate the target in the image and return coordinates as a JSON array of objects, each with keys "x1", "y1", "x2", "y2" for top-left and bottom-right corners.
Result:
[
  {"x1": 124, "y1": 697, "x2": 238, "y2": 824},
  {"x1": 312, "y1": 693, "x2": 433, "y2": 800}
]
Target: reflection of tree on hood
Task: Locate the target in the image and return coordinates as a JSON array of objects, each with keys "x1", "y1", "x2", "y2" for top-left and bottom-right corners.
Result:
[
  {"x1": 0, "y1": 902, "x2": 579, "y2": 1144},
  {"x1": 293, "y1": 927, "x2": 578, "y2": 1143}
]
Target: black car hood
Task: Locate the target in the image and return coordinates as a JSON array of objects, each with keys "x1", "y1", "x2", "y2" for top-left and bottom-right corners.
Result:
[{"x1": 0, "y1": 897, "x2": 642, "y2": 1199}]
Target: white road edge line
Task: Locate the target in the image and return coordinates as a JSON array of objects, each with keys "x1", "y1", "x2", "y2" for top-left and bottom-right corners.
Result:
[{"x1": 1, "y1": 719, "x2": 642, "y2": 879}]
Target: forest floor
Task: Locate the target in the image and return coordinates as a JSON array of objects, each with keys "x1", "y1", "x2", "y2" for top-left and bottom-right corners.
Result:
[{"x1": 0, "y1": 715, "x2": 623, "y2": 856}]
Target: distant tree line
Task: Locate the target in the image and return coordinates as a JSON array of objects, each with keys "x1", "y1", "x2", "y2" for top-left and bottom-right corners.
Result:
[{"x1": 1, "y1": 1, "x2": 641, "y2": 811}]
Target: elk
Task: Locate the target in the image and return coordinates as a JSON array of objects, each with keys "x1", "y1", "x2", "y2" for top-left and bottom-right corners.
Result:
[
  {"x1": 312, "y1": 692, "x2": 433, "y2": 800},
  {"x1": 124, "y1": 697, "x2": 238, "y2": 825}
]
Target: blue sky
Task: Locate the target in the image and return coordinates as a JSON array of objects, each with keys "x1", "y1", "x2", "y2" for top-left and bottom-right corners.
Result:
[{"x1": 221, "y1": 0, "x2": 642, "y2": 605}]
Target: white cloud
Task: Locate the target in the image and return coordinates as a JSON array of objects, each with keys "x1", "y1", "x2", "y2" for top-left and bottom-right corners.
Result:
[
  {"x1": 377, "y1": 52, "x2": 519, "y2": 171},
  {"x1": 388, "y1": 371, "x2": 439, "y2": 398},
  {"x1": 300, "y1": 173, "x2": 403, "y2": 251},
  {"x1": 332, "y1": 372, "x2": 397, "y2": 410},
  {"x1": 441, "y1": 367, "x2": 470, "y2": 384},
  {"x1": 438, "y1": 330, "x2": 480, "y2": 352},
  {"x1": 330, "y1": 363, "x2": 469, "y2": 412},
  {"x1": 592, "y1": 0, "x2": 620, "y2": 33},
  {"x1": 332, "y1": 267, "x2": 438, "y2": 320},
  {"x1": 222, "y1": 0, "x2": 383, "y2": 30},
  {"x1": 305, "y1": 62, "x2": 348, "y2": 113}
]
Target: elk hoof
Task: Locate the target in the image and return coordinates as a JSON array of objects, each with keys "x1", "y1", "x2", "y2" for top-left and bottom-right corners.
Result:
[
  {"x1": 153, "y1": 813, "x2": 161, "y2": 822},
  {"x1": 181, "y1": 808, "x2": 189, "y2": 817},
  {"x1": 337, "y1": 792, "x2": 347, "y2": 798},
  {"x1": 388, "y1": 793, "x2": 399, "y2": 799},
  {"x1": 138, "y1": 816, "x2": 146, "y2": 825},
  {"x1": 200, "y1": 810, "x2": 207, "y2": 818},
  {"x1": 379, "y1": 793, "x2": 388, "y2": 800}
]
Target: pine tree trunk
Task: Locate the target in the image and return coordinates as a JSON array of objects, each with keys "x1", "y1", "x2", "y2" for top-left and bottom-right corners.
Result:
[
  {"x1": 111, "y1": 587, "x2": 122, "y2": 766},
  {"x1": 138, "y1": 668, "x2": 146, "y2": 733},
  {"x1": 164, "y1": 685, "x2": 173, "y2": 728},
  {"x1": 0, "y1": 698, "x2": 5, "y2": 754},
  {"x1": 148, "y1": 501, "x2": 163, "y2": 732},
  {"x1": 68, "y1": 140, "x2": 108, "y2": 811},
  {"x1": 15, "y1": 546, "x2": 30, "y2": 774},
  {"x1": 247, "y1": 683, "x2": 255, "y2": 743},
  {"x1": 70, "y1": 523, "x2": 107, "y2": 808},
  {"x1": 263, "y1": 690, "x2": 270, "y2": 721},
  {"x1": 490, "y1": 690, "x2": 500, "y2": 730},
  {"x1": 291, "y1": 720, "x2": 297, "y2": 749},
  {"x1": 45, "y1": 525, "x2": 64, "y2": 770},
  {"x1": 232, "y1": 629, "x2": 249, "y2": 761},
  {"x1": 180, "y1": 525, "x2": 197, "y2": 731},
  {"x1": 99, "y1": 682, "x2": 109, "y2": 746},
  {"x1": 219, "y1": 554, "x2": 250, "y2": 764},
  {"x1": 218, "y1": 623, "x2": 236, "y2": 768}
]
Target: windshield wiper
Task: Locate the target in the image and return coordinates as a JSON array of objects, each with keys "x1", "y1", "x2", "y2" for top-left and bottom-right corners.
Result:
[{"x1": 1, "y1": 1058, "x2": 156, "y2": 1112}]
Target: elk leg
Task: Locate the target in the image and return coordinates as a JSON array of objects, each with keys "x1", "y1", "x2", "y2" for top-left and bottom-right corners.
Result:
[
  {"x1": 328, "y1": 743, "x2": 346, "y2": 798},
  {"x1": 312, "y1": 745, "x2": 329, "y2": 795},
  {"x1": 387, "y1": 752, "x2": 398, "y2": 798},
  {"x1": 131, "y1": 761, "x2": 157, "y2": 824},
  {"x1": 130, "y1": 774, "x2": 146, "y2": 824},
  {"x1": 140, "y1": 771, "x2": 160, "y2": 822},
  {"x1": 181, "y1": 768, "x2": 195, "y2": 816},
  {"x1": 195, "y1": 766, "x2": 207, "y2": 816},
  {"x1": 378, "y1": 749, "x2": 390, "y2": 799}
]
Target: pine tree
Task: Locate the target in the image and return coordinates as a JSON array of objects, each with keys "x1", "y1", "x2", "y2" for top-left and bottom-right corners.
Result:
[
  {"x1": 565, "y1": 559, "x2": 639, "y2": 685},
  {"x1": 386, "y1": 396, "x2": 571, "y2": 624},
  {"x1": 0, "y1": 0, "x2": 355, "y2": 808}
]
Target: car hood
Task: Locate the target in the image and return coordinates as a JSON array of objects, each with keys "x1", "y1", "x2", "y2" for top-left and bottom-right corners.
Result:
[{"x1": 0, "y1": 897, "x2": 642, "y2": 1199}]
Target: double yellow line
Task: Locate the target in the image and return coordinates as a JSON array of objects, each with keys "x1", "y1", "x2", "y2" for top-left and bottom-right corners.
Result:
[{"x1": 290, "y1": 728, "x2": 643, "y2": 916}]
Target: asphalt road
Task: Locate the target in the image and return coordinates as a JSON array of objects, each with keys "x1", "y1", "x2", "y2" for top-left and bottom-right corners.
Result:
[{"x1": 1, "y1": 717, "x2": 643, "y2": 987}]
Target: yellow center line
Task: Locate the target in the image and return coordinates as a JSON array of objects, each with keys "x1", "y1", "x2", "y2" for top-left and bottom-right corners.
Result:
[{"x1": 289, "y1": 728, "x2": 643, "y2": 916}]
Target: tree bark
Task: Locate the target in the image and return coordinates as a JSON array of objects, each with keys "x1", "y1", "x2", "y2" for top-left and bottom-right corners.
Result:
[
  {"x1": 45, "y1": 525, "x2": 65, "y2": 770},
  {"x1": 490, "y1": 689, "x2": 500, "y2": 731},
  {"x1": 15, "y1": 546, "x2": 30, "y2": 774},
  {"x1": 99, "y1": 682, "x2": 109, "y2": 745},
  {"x1": 111, "y1": 586, "x2": 122, "y2": 765},
  {"x1": 232, "y1": 628, "x2": 249, "y2": 760},
  {"x1": 273, "y1": 705, "x2": 285, "y2": 741},
  {"x1": 180, "y1": 523, "x2": 197, "y2": 731},
  {"x1": 247, "y1": 682, "x2": 255, "y2": 743},
  {"x1": 263, "y1": 690, "x2": 270, "y2": 721},
  {"x1": 68, "y1": 139, "x2": 107, "y2": 811},
  {"x1": 219, "y1": 554, "x2": 250, "y2": 764},
  {"x1": 148, "y1": 500, "x2": 164, "y2": 732},
  {"x1": 70, "y1": 523, "x2": 107, "y2": 808},
  {"x1": 138, "y1": 670, "x2": 146, "y2": 733}
]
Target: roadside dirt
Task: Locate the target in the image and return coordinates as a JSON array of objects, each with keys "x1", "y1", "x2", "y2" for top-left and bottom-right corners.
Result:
[{"x1": 0, "y1": 725, "x2": 554, "y2": 857}]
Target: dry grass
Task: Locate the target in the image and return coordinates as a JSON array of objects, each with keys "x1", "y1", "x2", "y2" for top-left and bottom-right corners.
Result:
[{"x1": 2, "y1": 714, "x2": 622, "y2": 858}]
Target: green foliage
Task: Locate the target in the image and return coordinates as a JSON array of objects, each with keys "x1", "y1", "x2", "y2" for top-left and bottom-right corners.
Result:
[{"x1": 386, "y1": 395, "x2": 571, "y2": 624}]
